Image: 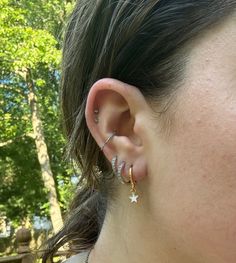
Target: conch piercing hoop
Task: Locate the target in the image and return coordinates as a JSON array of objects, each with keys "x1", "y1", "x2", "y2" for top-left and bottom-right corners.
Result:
[
  {"x1": 129, "y1": 165, "x2": 139, "y2": 203},
  {"x1": 100, "y1": 131, "x2": 116, "y2": 151},
  {"x1": 94, "y1": 109, "x2": 116, "y2": 151}
]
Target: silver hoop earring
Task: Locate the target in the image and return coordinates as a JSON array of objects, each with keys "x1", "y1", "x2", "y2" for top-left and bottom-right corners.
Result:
[{"x1": 100, "y1": 131, "x2": 116, "y2": 151}]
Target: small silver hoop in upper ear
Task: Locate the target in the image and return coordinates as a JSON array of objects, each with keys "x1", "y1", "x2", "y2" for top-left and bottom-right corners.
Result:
[{"x1": 100, "y1": 131, "x2": 116, "y2": 151}]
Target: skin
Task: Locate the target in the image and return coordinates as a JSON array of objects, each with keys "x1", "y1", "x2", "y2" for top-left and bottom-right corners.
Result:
[{"x1": 84, "y1": 13, "x2": 236, "y2": 263}]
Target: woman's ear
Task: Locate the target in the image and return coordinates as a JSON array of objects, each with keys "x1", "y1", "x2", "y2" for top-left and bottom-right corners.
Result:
[{"x1": 85, "y1": 78, "x2": 151, "y2": 182}]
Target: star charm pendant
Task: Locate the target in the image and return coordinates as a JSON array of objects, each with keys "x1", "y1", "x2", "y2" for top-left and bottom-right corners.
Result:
[{"x1": 129, "y1": 192, "x2": 139, "y2": 203}]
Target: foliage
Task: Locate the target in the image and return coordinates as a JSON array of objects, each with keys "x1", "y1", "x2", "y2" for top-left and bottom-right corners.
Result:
[
  {"x1": 0, "y1": 138, "x2": 47, "y2": 224},
  {"x1": 0, "y1": 0, "x2": 77, "y2": 226}
]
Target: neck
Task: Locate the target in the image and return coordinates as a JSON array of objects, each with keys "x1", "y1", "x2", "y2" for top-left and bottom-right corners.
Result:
[{"x1": 88, "y1": 182, "x2": 184, "y2": 263}]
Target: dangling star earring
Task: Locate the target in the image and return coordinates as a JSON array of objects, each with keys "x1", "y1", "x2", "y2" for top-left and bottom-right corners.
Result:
[{"x1": 128, "y1": 165, "x2": 139, "y2": 203}]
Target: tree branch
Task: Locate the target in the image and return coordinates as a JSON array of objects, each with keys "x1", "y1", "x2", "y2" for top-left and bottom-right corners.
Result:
[{"x1": 0, "y1": 133, "x2": 35, "y2": 147}]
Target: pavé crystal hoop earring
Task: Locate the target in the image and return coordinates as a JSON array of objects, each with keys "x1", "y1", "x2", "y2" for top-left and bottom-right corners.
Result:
[
  {"x1": 129, "y1": 165, "x2": 139, "y2": 203},
  {"x1": 100, "y1": 131, "x2": 116, "y2": 151},
  {"x1": 116, "y1": 161, "x2": 126, "y2": 184},
  {"x1": 111, "y1": 155, "x2": 118, "y2": 173}
]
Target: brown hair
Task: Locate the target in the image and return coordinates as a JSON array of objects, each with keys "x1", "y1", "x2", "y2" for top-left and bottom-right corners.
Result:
[{"x1": 42, "y1": 0, "x2": 236, "y2": 261}]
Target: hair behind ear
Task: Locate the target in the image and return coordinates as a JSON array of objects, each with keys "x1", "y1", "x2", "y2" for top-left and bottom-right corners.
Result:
[{"x1": 42, "y1": 187, "x2": 107, "y2": 261}]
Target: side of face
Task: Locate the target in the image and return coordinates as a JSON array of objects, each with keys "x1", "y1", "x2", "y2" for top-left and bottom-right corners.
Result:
[{"x1": 147, "y1": 14, "x2": 236, "y2": 262}]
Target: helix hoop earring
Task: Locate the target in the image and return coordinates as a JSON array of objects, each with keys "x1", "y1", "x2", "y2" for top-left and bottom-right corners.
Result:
[
  {"x1": 100, "y1": 131, "x2": 116, "y2": 151},
  {"x1": 128, "y1": 165, "x2": 139, "y2": 203}
]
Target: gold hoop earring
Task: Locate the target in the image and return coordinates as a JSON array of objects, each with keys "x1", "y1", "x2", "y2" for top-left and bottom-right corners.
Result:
[{"x1": 128, "y1": 165, "x2": 139, "y2": 203}]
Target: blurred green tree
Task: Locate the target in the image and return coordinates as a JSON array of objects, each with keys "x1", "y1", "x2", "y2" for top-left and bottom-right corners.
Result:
[{"x1": 0, "y1": 0, "x2": 76, "y2": 232}]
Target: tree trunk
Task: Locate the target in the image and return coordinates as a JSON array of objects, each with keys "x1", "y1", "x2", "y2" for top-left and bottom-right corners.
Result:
[{"x1": 26, "y1": 70, "x2": 63, "y2": 233}]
